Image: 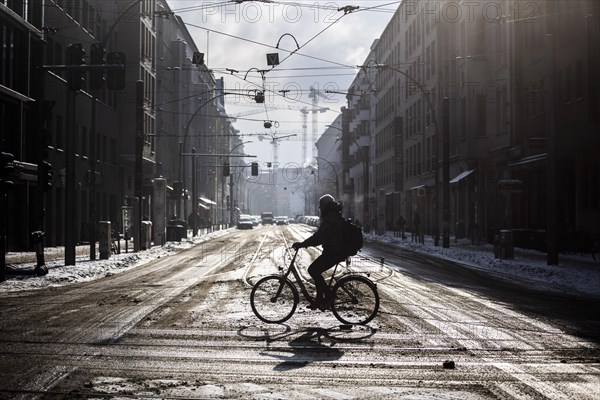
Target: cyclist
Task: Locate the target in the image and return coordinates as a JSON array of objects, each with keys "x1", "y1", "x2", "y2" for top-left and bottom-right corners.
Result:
[{"x1": 292, "y1": 194, "x2": 347, "y2": 310}]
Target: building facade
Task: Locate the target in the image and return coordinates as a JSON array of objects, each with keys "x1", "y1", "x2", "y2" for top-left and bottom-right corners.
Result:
[{"x1": 320, "y1": 0, "x2": 600, "y2": 252}]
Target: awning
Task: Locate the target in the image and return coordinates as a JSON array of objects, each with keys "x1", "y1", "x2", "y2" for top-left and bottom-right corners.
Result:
[
  {"x1": 450, "y1": 169, "x2": 475, "y2": 184},
  {"x1": 197, "y1": 203, "x2": 210, "y2": 210},
  {"x1": 199, "y1": 197, "x2": 217, "y2": 205},
  {"x1": 409, "y1": 184, "x2": 427, "y2": 191},
  {"x1": 508, "y1": 153, "x2": 547, "y2": 167}
]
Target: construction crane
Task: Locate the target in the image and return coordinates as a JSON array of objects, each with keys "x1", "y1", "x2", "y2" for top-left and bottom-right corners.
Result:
[
  {"x1": 226, "y1": 100, "x2": 329, "y2": 166},
  {"x1": 228, "y1": 107, "x2": 277, "y2": 121},
  {"x1": 247, "y1": 131, "x2": 299, "y2": 216},
  {"x1": 308, "y1": 86, "x2": 331, "y2": 163},
  {"x1": 251, "y1": 131, "x2": 299, "y2": 170}
]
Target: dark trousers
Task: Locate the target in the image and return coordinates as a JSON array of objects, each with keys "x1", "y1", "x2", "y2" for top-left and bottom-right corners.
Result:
[{"x1": 308, "y1": 252, "x2": 346, "y2": 303}]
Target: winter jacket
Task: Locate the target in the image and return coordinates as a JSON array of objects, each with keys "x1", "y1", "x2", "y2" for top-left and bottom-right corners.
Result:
[{"x1": 300, "y1": 202, "x2": 345, "y2": 257}]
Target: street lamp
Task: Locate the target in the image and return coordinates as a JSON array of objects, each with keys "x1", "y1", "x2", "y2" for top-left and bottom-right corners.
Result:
[
  {"x1": 227, "y1": 140, "x2": 252, "y2": 226},
  {"x1": 359, "y1": 60, "x2": 447, "y2": 247},
  {"x1": 179, "y1": 90, "x2": 235, "y2": 221}
]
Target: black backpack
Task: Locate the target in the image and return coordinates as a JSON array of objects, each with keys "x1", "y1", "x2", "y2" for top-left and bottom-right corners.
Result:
[{"x1": 342, "y1": 220, "x2": 363, "y2": 256}]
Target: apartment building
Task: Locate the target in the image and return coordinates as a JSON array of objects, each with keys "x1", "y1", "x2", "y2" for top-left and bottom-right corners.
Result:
[
  {"x1": 0, "y1": 0, "x2": 44, "y2": 252},
  {"x1": 344, "y1": 49, "x2": 377, "y2": 228},
  {"x1": 328, "y1": 0, "x2": 600, "y2": 249}
]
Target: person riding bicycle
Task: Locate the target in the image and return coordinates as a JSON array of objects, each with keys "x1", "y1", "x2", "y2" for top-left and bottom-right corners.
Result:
[{"x1": 292, "y1": 194, "x2": 347, "y2": 310}]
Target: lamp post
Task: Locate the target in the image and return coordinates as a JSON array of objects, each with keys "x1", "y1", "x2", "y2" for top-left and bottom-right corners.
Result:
[
  {"x1": 228, "y1": 140, "x2": 252, "y2": 225},
  {"x1": 179, "y1": 90, "x2": 234, "y2": 222},
  {"x1": 359, "y1": 61, "x2": 446, "y2": 247}
]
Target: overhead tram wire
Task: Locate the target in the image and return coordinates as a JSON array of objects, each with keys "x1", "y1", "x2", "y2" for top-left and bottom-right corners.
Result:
[
  {"x1": 182, "y1": 21, "x2": 356, "y2": 70},
  {"x1": 169, "y1": 0, "x2": 399, "y2": 16}
]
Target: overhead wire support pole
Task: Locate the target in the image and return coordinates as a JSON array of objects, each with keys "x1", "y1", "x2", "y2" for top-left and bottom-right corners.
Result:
[
  {"x1": 179, "y1": 91, "x2": 239, "y2": 222},
  {"x1": 361, "y1": 61, "x2": 442, "y2": 246},
  {"x1": 135, "y1": 80, "x2": 144, "y2": 252}
]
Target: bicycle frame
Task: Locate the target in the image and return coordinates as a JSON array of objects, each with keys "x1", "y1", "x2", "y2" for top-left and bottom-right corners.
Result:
[{"x1": 280, "y1": 249, "x2": 345, "y2": 304}]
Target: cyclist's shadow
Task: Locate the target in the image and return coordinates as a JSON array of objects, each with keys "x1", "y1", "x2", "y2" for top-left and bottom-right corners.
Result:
[{"x1": 261, "y1": 327, "x2": 344, "y2": 371}]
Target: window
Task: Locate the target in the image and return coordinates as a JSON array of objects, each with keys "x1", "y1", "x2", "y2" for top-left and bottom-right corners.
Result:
[
  {"x1": 460, "y1": 98, "x2": 466, "y2": 139},
  {"x1": 81, "y1": 126, "x2": 87, "y2": 157},
  {"x1": 575, "y1": 60, "x2": 584, "y2": 100},
  {"x1": 566, "y1": 65, "x2": 573, "y2": 103},
  {"x1": 55, "y1": 115, "x2": 63, "y2": 149},
  {"x1": 476, "y1": 94, "x2": 487, "y2": 136}
]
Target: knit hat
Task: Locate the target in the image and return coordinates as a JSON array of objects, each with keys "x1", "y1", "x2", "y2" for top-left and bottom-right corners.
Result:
[{"x1": 319, "y1": 194, "x2": 337, "y2": 210}]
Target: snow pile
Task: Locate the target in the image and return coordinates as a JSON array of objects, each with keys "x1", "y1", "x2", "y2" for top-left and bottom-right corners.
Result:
[
  {"x1": 368, "y1": 232, "x2": 600, "y2": 298},
  {"x1": 1, "y1": 230, "x2": 231, "y2": 293}
]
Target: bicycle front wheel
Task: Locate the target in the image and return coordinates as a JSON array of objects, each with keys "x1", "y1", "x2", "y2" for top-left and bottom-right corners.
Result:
[
  {"x1": 331, "y1": 275, "x2": 379, "y2": 325},
  {"x1": 250, "y1": 276, "x2": 299, "y2": 323}
]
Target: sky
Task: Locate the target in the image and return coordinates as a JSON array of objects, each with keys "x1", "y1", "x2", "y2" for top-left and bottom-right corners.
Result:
[{"x1": 165, "y1": 0, "x2": 399, "y2": 166}]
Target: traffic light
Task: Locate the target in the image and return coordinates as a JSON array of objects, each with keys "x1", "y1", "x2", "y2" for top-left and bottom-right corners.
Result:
[
  {"x1": 89, "y1": 42, "x2": 106, "y2": 90},
  {"x1": 66, "y1": 43, "x2": 86, "y2": 91},
  {"x1": 1, "y1": 152, "x2": 15, "y2": 188},
  {"x1": 251, "y1": 162, "x2": 259, "y2": 176},
  {"x1": 255, "y1": 91, "x2": 265, "y2": 103},
  {"x1": 107, "y1": 52, "x2": 126, "y2": 90},
  {"x1": 223, "y1": 162, "x2": 230, "y2": 177},
  {"x1": 38, "y1": 161, "x2": 53, "y2": 192}
]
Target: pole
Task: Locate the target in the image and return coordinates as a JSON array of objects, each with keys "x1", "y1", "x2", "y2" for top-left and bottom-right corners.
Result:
[
  {"x1": 178, "y1": 141, "x2": 183, "y2": 218},
  {"x1": 192, "y1": 147, "x2": 197, "y2": 236},
  {"x1": 90, "y1": 98, "x2": 97, "y2": 260},
  {"x1": 0, "y1": 184, "x2": 6, "y2": 281},
  {"x1": 442, "y1": 97, "x2": 450, "y2": 248},
  {"x1": 135, "y1": 80, "x2": 144, "y2": 252},
  {"x1": 229, "y1": 173, "x2": 234, "y2": 225},
  {"x1": 65, "y1": 89, "x2": 77, "y2": 265},
  {"x1": 545, "y1": 34, "x2": 558, "y2": 265}
]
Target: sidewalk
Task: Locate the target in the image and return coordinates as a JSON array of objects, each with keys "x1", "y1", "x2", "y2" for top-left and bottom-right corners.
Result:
[
  {"x1": 374, "y1": 230, "x2": 600, "y2": 269},
  {"x1": 366, "y1": 231, "x2": 600, "y2": 299}
]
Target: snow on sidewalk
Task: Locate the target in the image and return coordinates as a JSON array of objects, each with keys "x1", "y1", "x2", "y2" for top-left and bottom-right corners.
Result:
[{"x1": 368, "y1": 232, "x2": 600, "y2": 299}]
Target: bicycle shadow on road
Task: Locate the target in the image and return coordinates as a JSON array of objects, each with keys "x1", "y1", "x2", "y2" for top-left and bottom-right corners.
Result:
[{"x1": 238, "y1": 324, "x2": 377, "y2": 371}]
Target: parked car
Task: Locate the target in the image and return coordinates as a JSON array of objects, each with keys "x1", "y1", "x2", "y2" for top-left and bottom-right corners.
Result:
[
  {"x1": 250, "y1": 216, "x2": 260, "y2": 226},
  {"x1": 237, "y1": 216, "x2": 253, "y2": 230}
]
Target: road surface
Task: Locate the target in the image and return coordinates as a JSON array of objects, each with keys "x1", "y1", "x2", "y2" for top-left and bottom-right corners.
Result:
[{"x1": 0, "y1": 224, "x2": 598, "y2": 399}]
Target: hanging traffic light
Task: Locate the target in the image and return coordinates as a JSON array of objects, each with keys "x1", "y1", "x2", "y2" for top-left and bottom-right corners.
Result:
[
  {"x1": 38, "y1": 161, "x2": 53, "y2": 192},
  {"x1": 66, "y1": 43, "x2": 86, "y2": 91},
  {"x1": 89, "y1": 42, "x2": 106, "y2": 90},
  {"x1": 251, "y1": 162, "x2": 259, "y2": 176},
  {"x1": 107, "y1": 51, "x2": 126, "y2": 90},
  {"x1": 254, "y1": 91, "x2": 265, "y2": 103},
  {"x1": 223, "y1": 162, "x2": 230, "y2": 177},
  {"x1": 1, "y1": 152, "x2": 15, "y2": 176}
]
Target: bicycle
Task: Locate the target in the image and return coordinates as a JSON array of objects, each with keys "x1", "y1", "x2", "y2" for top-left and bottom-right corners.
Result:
[{"x1": 250, "y1": 248, "x2": 380, "y2": 325}]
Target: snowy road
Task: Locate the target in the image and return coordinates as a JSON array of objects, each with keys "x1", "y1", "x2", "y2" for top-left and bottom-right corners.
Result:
[{"x1": 0, "y1": 224, "x2": 598, "y2": 399}]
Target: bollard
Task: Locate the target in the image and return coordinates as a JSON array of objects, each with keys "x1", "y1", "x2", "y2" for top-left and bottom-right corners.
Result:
[
  {"x1": 98, "y1": 221, "x2": 111, "y2": 259},
  {"x1": 493, "y1": 235, "x2": 500, "y2": 259},
  {"x1": 31, "y1": 231, "x2": 48, "y2": 275},
  {"x1": 499, "y1": 230, "x2": 514, "y2": 259},
  {"x1": 141, "y1": 221, "x2": 152, "y2": 250}
]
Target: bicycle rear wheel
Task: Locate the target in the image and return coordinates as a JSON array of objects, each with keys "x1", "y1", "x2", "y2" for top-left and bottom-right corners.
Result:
[
  {"x1": 331, "y1": 275, "x2": 379, "y2": 325},
  {"x1": 250, "y1": 276, "x2": 299, "y2": 323}
]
